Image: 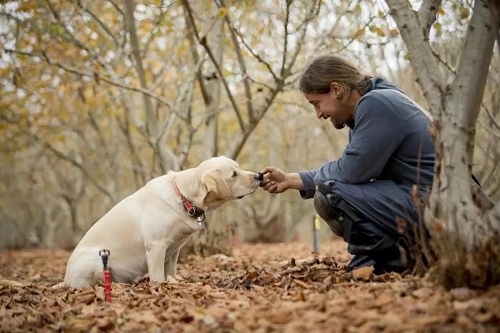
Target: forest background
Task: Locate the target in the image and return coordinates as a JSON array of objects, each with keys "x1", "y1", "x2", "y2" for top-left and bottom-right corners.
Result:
[{"x1": 0, "y1": 0, "x2": 498, "y2": 272}]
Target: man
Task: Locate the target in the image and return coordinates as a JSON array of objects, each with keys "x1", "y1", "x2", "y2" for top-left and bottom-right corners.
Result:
[{"x1": 261, "y1": 55, "x2": 435, "y2": 273}]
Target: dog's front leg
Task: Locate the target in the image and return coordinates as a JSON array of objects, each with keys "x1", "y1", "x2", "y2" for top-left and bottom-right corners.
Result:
[
  {"x1": 164, "y1": 249, "x2": 180, "y2": 279},
  {"x1": 145, "y1": 240, "x2": 170, "y2": 282}
]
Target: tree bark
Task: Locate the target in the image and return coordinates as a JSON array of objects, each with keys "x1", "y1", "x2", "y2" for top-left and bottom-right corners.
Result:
[
  {"x1": 181, "y1": 3, "x2": 233, "y2": 257},
  {"x1": 387, "y1": 0, "x2": 500, "y2": 288},
  {"x1": 123, "y1": 0, "x2": 178, "y2": 173}
]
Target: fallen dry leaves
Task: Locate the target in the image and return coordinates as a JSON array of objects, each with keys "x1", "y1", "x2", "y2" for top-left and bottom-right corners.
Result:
[{"x1": 1, "y1": 240, "x2": 499, "y2": 332}]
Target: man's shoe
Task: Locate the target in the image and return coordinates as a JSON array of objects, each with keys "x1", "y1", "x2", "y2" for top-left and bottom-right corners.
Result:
[
  {"x1": 347, "y1": 254, "x2": 411, "y2": 275},
  {"x1": 313, "y1": 183, "x2": 343, "y2": 237},
  {"x1": 347, "y1": 254, "x2": 376, "y2": 271}
]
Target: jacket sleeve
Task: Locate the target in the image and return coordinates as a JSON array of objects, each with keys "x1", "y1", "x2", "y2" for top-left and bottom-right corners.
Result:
[
  {"x1": 306, "y1": 93, "x2": 405, "y2": 192},
  {"x1": 298, "y1": 169, "x2": 319, "y2": 199}
]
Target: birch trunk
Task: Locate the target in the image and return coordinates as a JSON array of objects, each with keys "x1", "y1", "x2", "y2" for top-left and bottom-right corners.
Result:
[
  {"x1": 386, "y1": 0, "x2": 500, "y2": 288},
  {"x1": 123, "y1": 0, "x2": 178, "y2": 173},
  {"x1": 181, "y1": 5, "x2": 234, "y2": 256}
]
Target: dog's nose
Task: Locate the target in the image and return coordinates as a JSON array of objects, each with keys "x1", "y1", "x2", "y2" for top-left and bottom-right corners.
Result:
[{"x1": 255, "y1": 172, "x2": 266, "y2": 187}]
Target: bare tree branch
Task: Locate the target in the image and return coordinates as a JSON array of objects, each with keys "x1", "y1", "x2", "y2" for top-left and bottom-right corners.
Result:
[
  {"x1": 283, "y1": 1, "x2": 320, "y2": 77},
  {"x1": 45, "y1": 0, "x2": 92, "y2": 52},
  {"x1": 280, "y1": 0, "x2": 292, "y2": 77},
  {"x1": 124, "y1": 0, "x2": 179, "y2": 174},
  {"x1": 107, "y1": 0, "x2": 125, "y2": 16},
  {"x1": 42, "y1": 139, "x2": 116, "y2": 202},
  {"x1": 124, "y1": 0, "x2": 158, "y2": 139},
  {"x1": 318, "y1": 8, "x2": 370, "y2": 55},
  {"x1": 482, "y1": 101, "x2": 500, "y2": 131},
  {"x1": 69, "y1": 0, "x2": 120, "y2": 46},
  {"x1": 385, "y1": 0, "x2": 446, "y2": 116},
  {"x1": 180, "y1": 0, "x2": 245, "y2": 131},
  {"x1": 141, "y1": 4, "x2": 169, "y2": 58},
  {"x1": 417, "y1": 0, "x2": 442, "y2": 40},
  {"x1": 451, "y1": 0, "x2": 498, "y2": 128},
  {"x1": 231, "y1": 26, "x2": 279, "y2": 82},
  {"x1": 3, "y1": 48, "x2": 189, "y2": 118},
  {"x1": 223, "y1": 1, "x2": 319, "y2": 159},
  {"x1": 217, "y1": 0, "x2": 255, "y2": 121},
  {"x1": 181, "y1": 0, "x2": 210, "y2": 106}
]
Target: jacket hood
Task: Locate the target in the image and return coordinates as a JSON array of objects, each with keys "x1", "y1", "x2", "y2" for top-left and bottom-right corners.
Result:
[{"x1": 366, "y1": 77, "x2": 400, "y2": 93}]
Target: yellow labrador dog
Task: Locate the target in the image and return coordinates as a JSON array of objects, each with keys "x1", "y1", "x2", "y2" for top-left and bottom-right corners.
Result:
[{"x1": 64, "y1": 156, "x2": 261, "y2": 289}]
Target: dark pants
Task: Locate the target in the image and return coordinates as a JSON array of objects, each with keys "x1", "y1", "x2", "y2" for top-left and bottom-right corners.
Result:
[{"x1": 323, "y1": 180, "x2": 419, "y2": 273}]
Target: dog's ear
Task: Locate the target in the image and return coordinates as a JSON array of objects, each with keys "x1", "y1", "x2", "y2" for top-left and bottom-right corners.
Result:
[{"x1": 202, "y1": 169, "x2": 231, "y2": 199}]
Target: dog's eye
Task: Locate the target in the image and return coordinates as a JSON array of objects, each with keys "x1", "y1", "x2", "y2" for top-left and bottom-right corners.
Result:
[{"x1": 232, "y1": 171, "x2": 237, "y2": 177}]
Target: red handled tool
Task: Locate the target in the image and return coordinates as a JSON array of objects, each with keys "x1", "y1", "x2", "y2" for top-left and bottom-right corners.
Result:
[{"x1": 99, "y1": 249, "x2": 112, "y2": 302}]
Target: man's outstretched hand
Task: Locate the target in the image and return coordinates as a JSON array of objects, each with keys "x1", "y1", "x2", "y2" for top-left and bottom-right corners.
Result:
[{"x1": 260, "y1": 167, "x2": 287, "y2": 193}]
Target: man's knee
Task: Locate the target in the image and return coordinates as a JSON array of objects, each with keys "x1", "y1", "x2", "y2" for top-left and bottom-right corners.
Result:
[{"x1": 313, "y1": 183, "x2": 360, "y2": 241}]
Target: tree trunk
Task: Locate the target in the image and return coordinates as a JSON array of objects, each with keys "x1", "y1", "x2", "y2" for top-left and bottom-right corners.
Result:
[
  {"x1": 387, "y1": 0, "x2": 500, "y2": 288},
  {"x1": 204, "y1": 13, "x2": 224, "y2": 159},
  {"x1": 123, "y1": 0, "x2": 178, "y2": 173},
  {"x1": 181, "y1": 5, "x2": 233, "y2": 257},
  {"x1": 428, "y1": 100, "x2": 500, "y2": 289},
  {"x1": 428, "y1": 121, "x2": 500, "y2": 287},
  {"x1": 426, "y1": 0, "x2": 500, "y2": 289},
  {"x1": 180, "y1": 207, "x2": 235, "y2": 258}
]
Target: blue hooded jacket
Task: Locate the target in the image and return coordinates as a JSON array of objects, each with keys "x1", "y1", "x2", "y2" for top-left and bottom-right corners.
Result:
[{"x1": 298, "y1": 78, "x2": 435, "y2": 200}]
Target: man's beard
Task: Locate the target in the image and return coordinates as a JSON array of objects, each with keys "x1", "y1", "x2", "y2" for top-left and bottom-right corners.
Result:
[{"x1": 331, "y1": 118, "x2": 345, "y2": 129}]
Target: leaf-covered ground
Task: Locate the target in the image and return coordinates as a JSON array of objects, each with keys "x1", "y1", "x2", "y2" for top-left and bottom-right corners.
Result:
[{"x1": 1, "y1": 240, "x2": 499, "y2": 333}]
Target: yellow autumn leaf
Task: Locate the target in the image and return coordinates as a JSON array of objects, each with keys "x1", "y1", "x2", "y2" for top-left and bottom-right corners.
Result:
[
  {"x1": 433, "y1": 22, "x2": 442, "y2": 33},
  {"x1": 141, "y1": 21, "x2": 153, "y2": 32},
  {"x1": 389, "y1": 29, "x2": 399, "y2": 37},
  {"x1": 437, "y1": 7, "x2": 445, "y2": 15},
  {"x1": 354, "y1": 4, "x2": 361, "y2": 14},
  {"x1": 460, "y1": 7, "x2": 470, "y2": 20},
  {"x1": 404, "y1": 53, "x2": 410, "y2": 60},
  {"x1": 18, "y1": 1, "x2": 37, "y2": 12},
  {"x1": 369, "y1": 26, "x2": 385, "y2": 37},
  {"x1": 353, "y1": 27, "x2": 364, "y2": 40},
  {"x1": 217, "y1": 7, "x2": 228, "y2": 19}
]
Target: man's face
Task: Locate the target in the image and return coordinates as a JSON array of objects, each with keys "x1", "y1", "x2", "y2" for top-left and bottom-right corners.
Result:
[{"x1": 304, "y1": 90, "x2": 350, "y2": 129}]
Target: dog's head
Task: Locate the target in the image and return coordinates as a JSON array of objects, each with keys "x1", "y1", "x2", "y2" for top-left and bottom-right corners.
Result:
[{"x1": 197, "y1": 156, "x2": 261, "y2": 210}]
